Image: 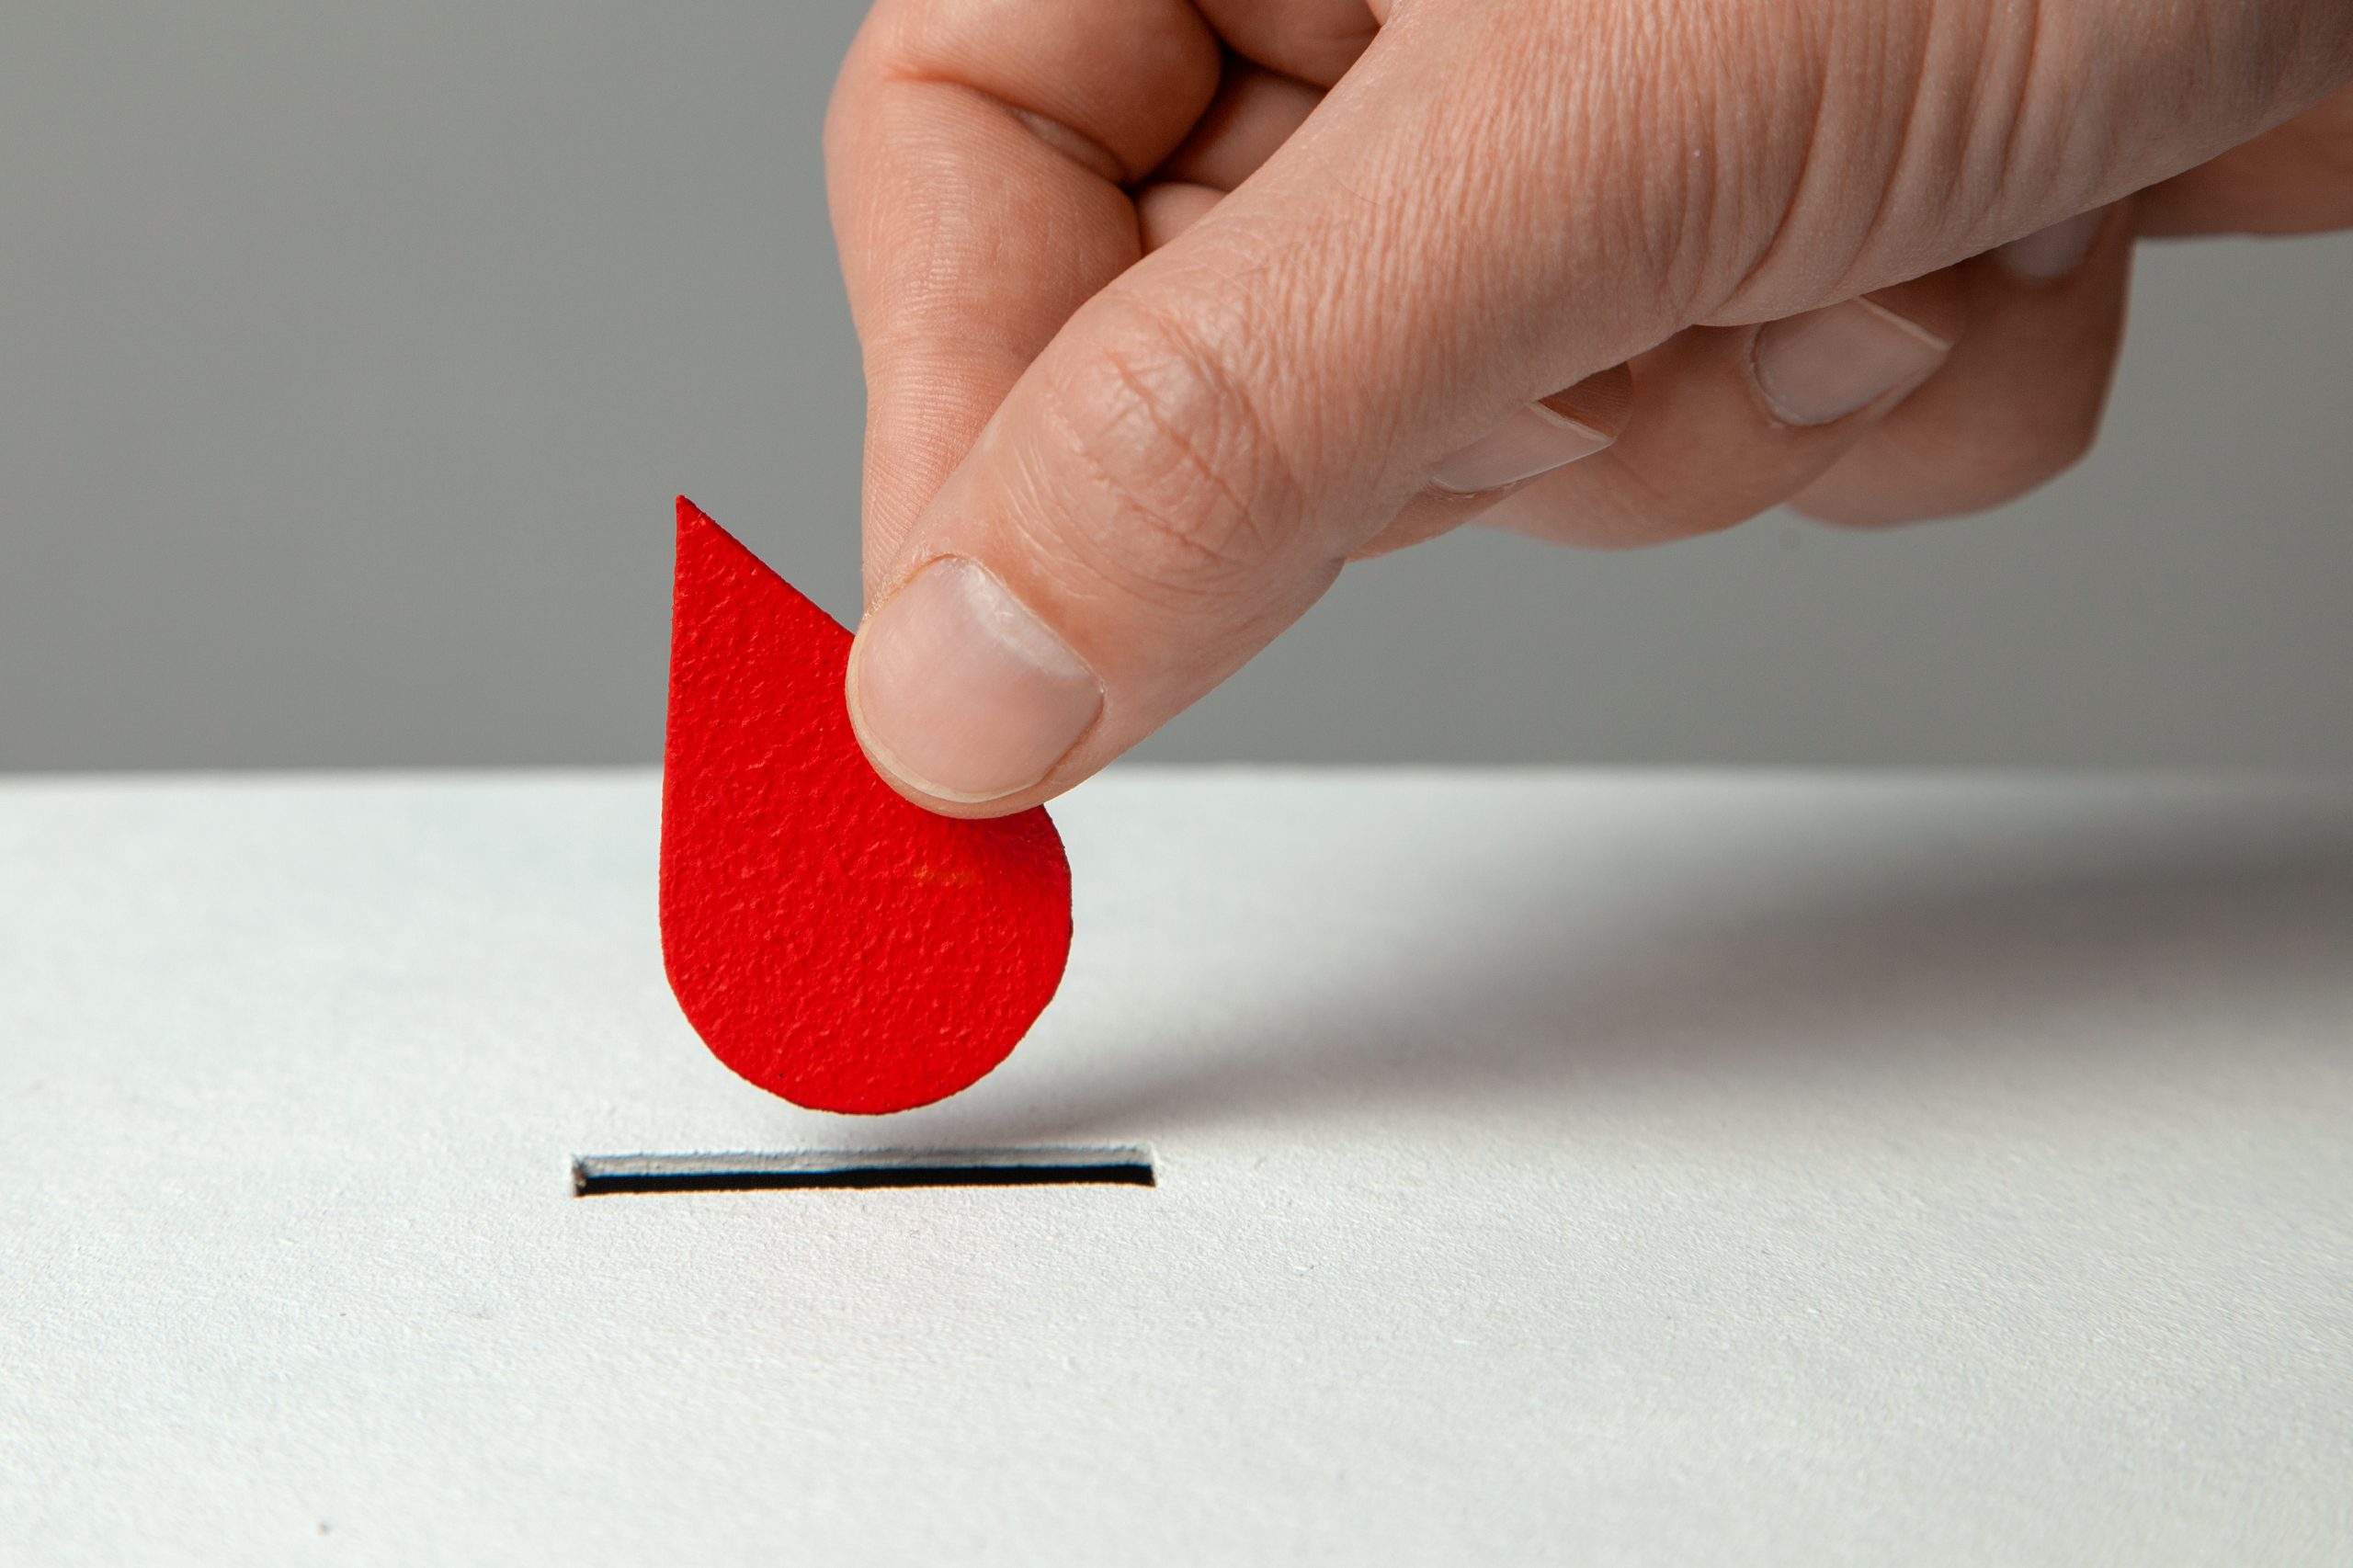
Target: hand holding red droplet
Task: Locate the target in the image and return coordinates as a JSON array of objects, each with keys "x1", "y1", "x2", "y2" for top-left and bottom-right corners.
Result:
[{"x1": 660, "y1": 498, "x2": 1071, "y2": 1114}]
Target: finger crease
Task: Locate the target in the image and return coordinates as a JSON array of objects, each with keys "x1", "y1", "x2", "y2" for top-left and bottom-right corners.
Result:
[
  {"x1": 881, "y1": 72, "x2": 1136, "y2": 186},
  {"x1": 1101, "y1": 353, "x2": 1268, "y2": 560}
]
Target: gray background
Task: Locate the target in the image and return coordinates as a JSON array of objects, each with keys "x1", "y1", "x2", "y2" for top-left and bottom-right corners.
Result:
[{"x1": 3, "y1": 1, "x2": 2347, "y2": 775}]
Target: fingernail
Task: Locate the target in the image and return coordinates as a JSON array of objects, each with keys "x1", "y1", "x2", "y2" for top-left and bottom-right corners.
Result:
[
  {"x1": 1751, "y1": 298, "x2": 1951, "y2": 426},
  {"x1": 1995, "y1": 209, "x2": 2106, "y2": 280},
  {"x1": 850, "y1": 557, "x2": 1101, "y2": 803},
  {"x1": 1429, "y1": 396, "x2": 1615, "y2": 494}
]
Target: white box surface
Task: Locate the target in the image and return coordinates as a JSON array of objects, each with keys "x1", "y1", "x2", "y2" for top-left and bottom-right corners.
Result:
[{"x1": 6, "y1": 770, "x2": 2350, "y2": 1563}]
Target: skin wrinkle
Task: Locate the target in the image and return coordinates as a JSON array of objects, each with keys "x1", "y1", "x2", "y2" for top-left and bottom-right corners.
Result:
[
  {"x1": 1133, "y1": 204, "x2": 1390, "y2": 519},
  {"x1": 1952, "y1": 0, "x2": 2122, "y2": 259},
  {"x1": 1007, "y1": 105, "x2": 1131, "y2": 185},
  {"x1": 998, "y1": 373, "x2": 1339, "y2": 695},
  {"x1": 1455, "y1": 28, "x2": 1556, "y2": 369},
  {"x1": 1660, "y1": 0, "x2": 1767, "y2": 319},
  {"x1": 858, "y1": 174, "x2": 1123, "y2": 345},
  {"x1": 1313, "y1": 17, "x2": 1619, "y2": 471},
  {"x1": 1711, "y1": 2, "x2": 2062, "y2": 315},
  {"x1": 868, "y1": 0, "x2": 1219, "y2": 176},
  {"x1": 1135, "y1": 209, "x2": 1336, "y2": 431},
  {"x1": 1289, "y1": 9, "x2": 1459, "y2": 371},
  {"x1": 865, "y1": 77, "x2": 1140, "y2": 187},
  {"x1": 1576, "y1": 33, "x2": 1702, "y2": 361},
  {"x1": 1342, "y1": 108, "x2": 1469, "y2": 448},
  {"x1": 839, "y1": 147, "x2": 1076, "y2": 309},
  {"x1": 1025, "y1": 305, "x2": 1298, "y2": 604},
  {"x1": 1564, "y1": 0, "x2": 1833, "y2": 334},
  {"x1": 1985, "y1": 0, "x2": 2055, "y2": 230},
  {"x1": 1847, "y1": 0, "x2": 2341, "y2": 292},
  {"x1": 1179, "y1": 62, "x2": 1414, "y2": 452},
  {"x1": 1098, "y1": 334, "x2": 1285, "y2": 576},
  {"x1": 1421, "y1": 47, "x2": 1628, "y2": 428},
  {"x1": 1779, "y1": 8, "x2": 1939, "y2": 315},
  {"x1": 1890, "y1": 4, "x2": 2010, "y2": 259},
  {"x1": 1665, "y1": 0, "x2": 1748, "y2": 283},
  {"x1": 1712, "y1": 6, "x2": 1843, "y2": 316},
  {"x1": 1178, "y1": 273, "x2": 1350, "y2": 533},
  {"x1": 1370, "y1": 10, "x2": 1731, "y2": 503}
]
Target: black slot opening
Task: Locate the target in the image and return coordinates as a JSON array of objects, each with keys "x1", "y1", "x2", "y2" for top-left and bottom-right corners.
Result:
[{"x1": 572, "y1": 1147, "x2": 1154, "y2": 1196}]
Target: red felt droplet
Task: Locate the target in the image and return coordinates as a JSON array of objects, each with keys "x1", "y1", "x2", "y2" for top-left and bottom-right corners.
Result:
[{"x1": 659, "y1": 497, "x2": 1072, "y2": 1114}]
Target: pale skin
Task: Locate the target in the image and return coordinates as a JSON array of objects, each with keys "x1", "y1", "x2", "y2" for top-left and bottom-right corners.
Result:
[{"x1": 826, "y1": 0, "x2": 2353, "y2": 816}]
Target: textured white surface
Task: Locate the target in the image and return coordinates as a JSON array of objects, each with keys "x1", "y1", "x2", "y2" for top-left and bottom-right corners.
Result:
[{"x1": 5, "y1": 769, "x2": 2352, "y2": 1564}]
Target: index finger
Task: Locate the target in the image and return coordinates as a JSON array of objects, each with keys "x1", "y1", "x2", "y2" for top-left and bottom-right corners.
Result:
[{"x1": 824, "y1": 0, "x2": 1222, "y2": 589}]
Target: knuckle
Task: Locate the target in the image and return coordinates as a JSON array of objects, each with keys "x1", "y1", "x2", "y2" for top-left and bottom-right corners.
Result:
[{"x1": 1027, "y1": 294, "x2": 1303, "y2": 607}]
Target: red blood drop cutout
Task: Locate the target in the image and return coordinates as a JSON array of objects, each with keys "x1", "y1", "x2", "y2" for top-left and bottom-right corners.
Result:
[{"x1": 659, "y1": 497, "x2": 1072, "y2": 1114}]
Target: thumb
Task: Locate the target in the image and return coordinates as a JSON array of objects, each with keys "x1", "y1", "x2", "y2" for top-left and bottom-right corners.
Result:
[{"x1": 843, "y1": 14, "x2": 1691, "y2": 815}]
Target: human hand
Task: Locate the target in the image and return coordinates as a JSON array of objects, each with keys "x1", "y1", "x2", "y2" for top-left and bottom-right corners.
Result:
[{"x1": 825, "y1": 0, "x2": 2353, "y2": 812}]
